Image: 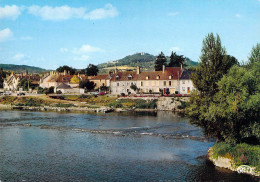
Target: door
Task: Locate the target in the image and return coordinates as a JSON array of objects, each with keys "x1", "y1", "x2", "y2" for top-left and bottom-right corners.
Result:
[{"x1": 187, "y1": 87, "x2": 190, "y2": 94}]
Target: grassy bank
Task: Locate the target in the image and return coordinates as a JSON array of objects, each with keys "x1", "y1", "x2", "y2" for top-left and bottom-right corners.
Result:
[
  {"x1": 212, "y1": 142, "x2": 260, "y2": 172},
  {"x1": 107, "y1": 99, "x2": 157, "y2": 109}
]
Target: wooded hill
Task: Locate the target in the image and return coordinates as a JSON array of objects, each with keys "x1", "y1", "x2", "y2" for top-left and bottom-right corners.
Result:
[
  {"x1": 0, "y1": 64, "x2": 48, "y2": 73},
  {"x1": 98, "y1": 53, "x2": 198, "y2": 72}
]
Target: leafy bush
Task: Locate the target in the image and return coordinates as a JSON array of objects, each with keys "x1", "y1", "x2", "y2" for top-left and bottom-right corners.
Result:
[
  {"x1": 177, "y1": 100, "x2": 187, "y2": 109},
  {"x1": 212, "y1": 142, "x2": 260, "y2": 171},
  {"x1": 56, "y1": 90, "x2": 62, "y2": 94}
]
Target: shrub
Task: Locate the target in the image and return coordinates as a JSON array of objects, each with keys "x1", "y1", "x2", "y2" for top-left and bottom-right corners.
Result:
[
  {"x1": 212, "y1": 142, "x2": 260, "y2": 171},
  {"x1": 56, "y1": 90, "x2": 62, "y2": 94},
  {"x1": 177, "y1": 100, "x2": 187, "y2": 109}
]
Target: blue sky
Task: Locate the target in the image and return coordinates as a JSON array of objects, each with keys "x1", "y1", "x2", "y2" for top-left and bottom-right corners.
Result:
[{"x1": 0, "y1": 0, "x2": 259, "y2": 69}]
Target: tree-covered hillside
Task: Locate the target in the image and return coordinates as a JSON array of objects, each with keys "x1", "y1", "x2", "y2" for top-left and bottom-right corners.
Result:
[
  {"x1": 0, "y1": 64, "x2": 48, "y2": 73},
  {"x1": 98, "y1": 53, "x2": 198, "y2": 72}
]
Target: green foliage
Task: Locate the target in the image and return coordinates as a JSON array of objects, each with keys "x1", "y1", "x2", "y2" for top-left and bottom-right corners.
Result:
[
  {"x1": 16, "y1": 98, "x2": 41, "y2": 107},
  {"x1": 17, "y1": 78, "x2": 37, "y2": 91},
  {"x1": 186, "y1": 33, "x2": 253, "y2": 144},
  {"x1": 56, "y1": 65, "x2": 76, "y2": 75},
  {"x1": 37, "y1": 87, "x2": 46, "y2": 94},
  {"x1": 55, "y1": 103, "x2": 74, "y2": 107},
  {"x1": 100, "y1": 85, "x2": 109, "y2": 91},
  {"x1": 0, "y1": 68, "x2": 7, "y2": 88},
  {"x1": 212, "y1": 142, "x2": 260, "y2": 171},
  {"x1": 44, "y1": 86, "x2": 54, "y2": 95},
  {"x1": 107, "y1": 99, "x2": 157, "y2": 109},
  {"x1": 248, "y1": 43, "x2": 260, "y2": 65},
  {"x1": 56, "y1": 90, "x2": 62, "y2": 94},
  {"x1": 168, "y1": 51, "x2": 186, "y2": 67},
  {"x1": 85, "y1": 64, "x2": 99, "y2": 76},
  {"x1": 154, "y1": 52, "x2": 167, "y2": 71},
  {"x1": 79, "y1": 80, "x2": 95, "y2": 91},
  {"x1": 177, "y1": 100, "x2": 187, "y2": 109},
  {"x1": 191, "y1": 33, "x2": 237, "y2": 96},
  {"x1": 0, "y1": 64, "x2": 47, "y2": 73},
  {"x1": 130, "y1": 84, "x2": 138, "y2": 91}
]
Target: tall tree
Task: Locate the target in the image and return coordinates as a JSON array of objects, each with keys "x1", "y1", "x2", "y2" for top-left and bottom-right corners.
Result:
[
  {"x1": 187, "y1": 33, "x2": 240, "y2": 143},
  {"x1": 85, "y1": 64, "x2": 99, "y2": 76},
  {"x1": 56, "y1": 65, "x2": 76, "y2": 75},
  {"x1": 168, "y1": 51, "x2": 186, "y2": 67},
  {"x1": 191, "y1": 33, "x2": 236, "y2": 96},
  {"x1": 154, "y1": 52, "x2": 167, "y2": 71}
]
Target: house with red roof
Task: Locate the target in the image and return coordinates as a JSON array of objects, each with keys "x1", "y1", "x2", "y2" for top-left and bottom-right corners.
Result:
[{"x1": 110, "y1": 65, "x2": 183, "y2": 95}]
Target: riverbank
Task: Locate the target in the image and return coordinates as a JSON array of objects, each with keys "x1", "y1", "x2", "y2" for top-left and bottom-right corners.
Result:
[
  {"x1": 208, "y1": 142, "x2": 260, "y2": 177},
  {"x1": 0, "y1": 95, "x2": 189, "y2": 112}
]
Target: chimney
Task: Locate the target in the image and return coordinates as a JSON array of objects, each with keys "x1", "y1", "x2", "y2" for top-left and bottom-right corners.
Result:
[
  {"x1": 137, "y1": 66, "x2": 140, "y2": 74},
  {"x1": 162, "y1": 65, "x2": 165, "y2": 73}
]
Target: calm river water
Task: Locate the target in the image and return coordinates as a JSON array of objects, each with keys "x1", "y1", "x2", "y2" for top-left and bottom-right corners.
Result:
[{"x1": 0, "y1": 111, "x2": 257, "y2": 181}]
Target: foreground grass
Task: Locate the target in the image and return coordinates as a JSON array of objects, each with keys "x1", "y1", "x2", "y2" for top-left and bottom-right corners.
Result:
[{"x1": 212, "y1": 142, "x2": 260, "y2": 171}]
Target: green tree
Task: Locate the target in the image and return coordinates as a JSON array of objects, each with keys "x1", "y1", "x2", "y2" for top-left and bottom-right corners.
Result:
[
  {"x1": 85, "y1": 64, "x2": 99, "y2": 76},
  {"x1": 56, "y1": 65, "x2": 76, "y2": 75},
  {"x1": 191, "y1": 33, "x2": 237, "y2": 96},
  {"x1": 248, "y1": 43, "x2": 260, "y2": 65},
  {"x1": 0, "y1": 68, "x2": 7, "y2": 88},
  {"x1": 154, "y1": 52, "x2": 167, "y2": 71},
  {"x1": 168, "y1": 51, "x2": 185, "y2": 67},
  {"x1": 17, "y1": 78, "x2": 31, "y2": 91},
  {"x1": 187, "y1": 33, "x2": 240, "y2": 143},
  {"x1": 79, "y1": 80, "x2": 95, "y2": 91}
]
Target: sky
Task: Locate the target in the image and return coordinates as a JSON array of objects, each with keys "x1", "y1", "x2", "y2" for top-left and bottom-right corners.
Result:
[{"x1": 0, "y1": 0, "x2": 259, "y2": 69}]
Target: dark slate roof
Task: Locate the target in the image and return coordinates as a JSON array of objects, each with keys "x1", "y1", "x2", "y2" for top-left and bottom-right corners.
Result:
[
  {"x1": 57, "y1": 83, "x2": 71, "y2": 89},
  {"x1": 180, "y1": 70, "x2": 193, "y2": 80}
]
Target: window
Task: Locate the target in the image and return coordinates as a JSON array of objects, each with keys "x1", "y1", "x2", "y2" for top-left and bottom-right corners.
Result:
[
  {"x1": 116, "y1": 75, "x2": 119, "y2": 80},
  {"x1": 182, "y1": 87, "x2": 185, "y2": 91},
  {"x1": 117, "y1": 83, "x2": 119, "y2": 86},
  {"x1": 164, "y1": 81, "x2": 166, "y2": 86},
  {"x1": 169, "y1": 81, "x2": 171, "y2": 86},
  {"x1": 141, "y1": 82, "x2": 143, "y2": 86},
  {"x1": 146, "y1": 76, "x2": 149, "y2": 80},
  {"x1": 169, "y1": 75, "x2": 172, "y2": 79},
  {"x1": 131, "y1": 82, "x2": 133, "y2": 86},
  {"x1": 127, "y1": 82, "x2": 129, "y2": 86},
  {"x1": 156, "y1": 75, "x2": 160, "y2": 79}
]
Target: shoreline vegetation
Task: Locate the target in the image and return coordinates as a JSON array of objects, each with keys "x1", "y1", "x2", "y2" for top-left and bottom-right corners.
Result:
[{"x1": 0, "y1": 94, "x2": 188, "y2": 113}]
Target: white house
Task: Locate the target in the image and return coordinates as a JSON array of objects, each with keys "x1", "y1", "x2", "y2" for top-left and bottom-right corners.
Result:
[{"x1": 179, "y1": 70, "x2": 195, "y2": 94}]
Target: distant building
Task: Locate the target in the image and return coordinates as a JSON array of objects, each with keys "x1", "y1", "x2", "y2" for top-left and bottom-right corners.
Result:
[{"x1": 4, "y1": 72, "x2": 40, "y2": 91}]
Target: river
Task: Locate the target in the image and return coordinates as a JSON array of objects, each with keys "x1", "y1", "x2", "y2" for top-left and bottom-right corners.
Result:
[{"x1": 0, "y1": 111, "x2": 257, "y2": 181}]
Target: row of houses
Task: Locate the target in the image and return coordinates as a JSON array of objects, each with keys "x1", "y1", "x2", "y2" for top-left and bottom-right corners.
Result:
[{"x1": 3, "y1": 65, "x2": 194, "y2": 95}]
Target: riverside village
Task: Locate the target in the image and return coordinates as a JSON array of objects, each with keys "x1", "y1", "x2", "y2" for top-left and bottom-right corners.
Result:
[{"x1": 0, "y1": 1, "x2": 259, "y2": 181}]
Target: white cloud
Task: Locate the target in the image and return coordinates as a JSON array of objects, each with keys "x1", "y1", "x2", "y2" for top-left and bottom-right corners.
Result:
[
  {"x1": 73, "y1": 55, "x2": 89, "y2": 61},
  {"x1": 72, "y1": 44, "x2": 102, "y2": 54},
  {"x1": 60, "y1": 48, "x2": 68, "y2": 52},
  {"x1": 235, "y1": 14, "x2": 241, "y2": 18},
  {"x1": 27, "y1": 5, "x2": 86, "y2": 21},
  {"x1": 170, "y1": 46, "x2": 181, "y2": 52},
  {"x1": 20, "y1": 36, "x2": 33, "y2": 40},
  {"x1": 0, "y1": 28, "x2": 13, "y2": 42},
  {"x1": 0, "y1": 5, "x2": 21, "y2": 20},
  {"x1": 168, "y1": 12, "x2": 179, "y2": 16},
  {"x1": 84, "y1": 4, "x2": 118, "y2": 20},
  {"x1": 13, "y1": 54, "x2": 25, "y2": 60}
]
